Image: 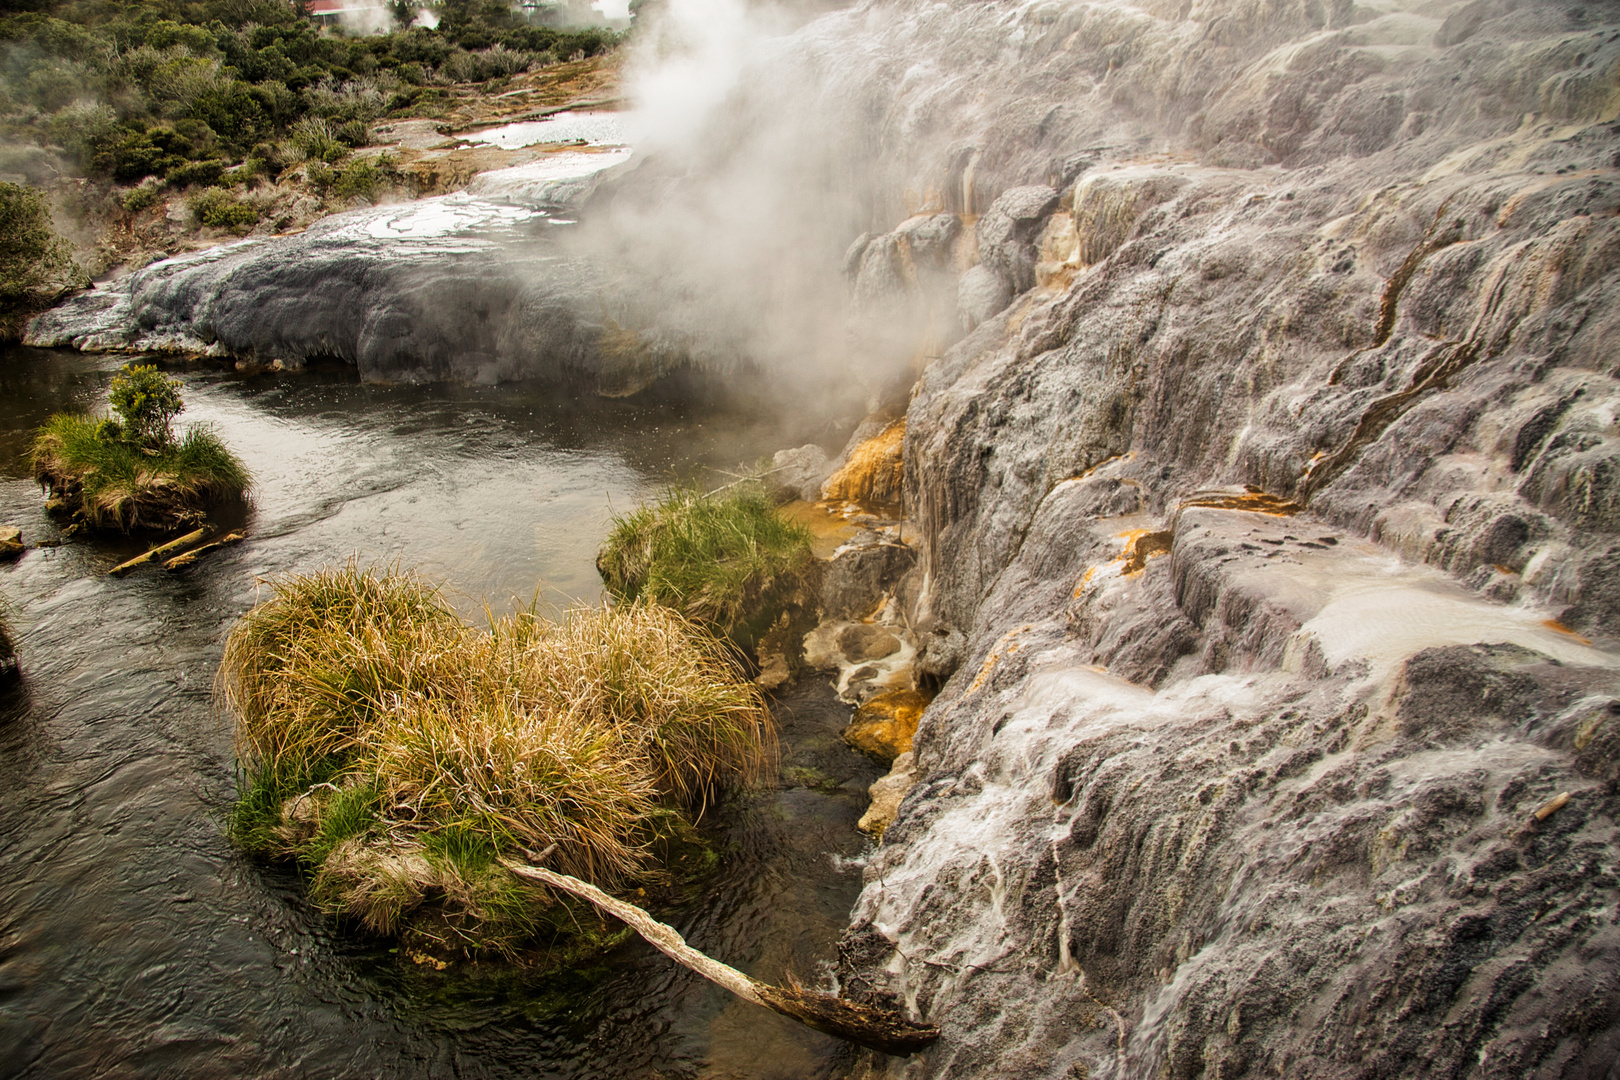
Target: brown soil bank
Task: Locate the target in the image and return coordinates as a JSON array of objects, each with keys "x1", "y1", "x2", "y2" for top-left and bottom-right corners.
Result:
[{"x1": 632, "y1": 0, "x2": 1620, "y2": 1077}]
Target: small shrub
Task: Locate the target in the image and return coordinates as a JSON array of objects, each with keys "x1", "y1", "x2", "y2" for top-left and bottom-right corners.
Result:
[
  {"x1": 122, "y1": 183, "x2": 165, "y2": 213},
  {"x1": 304, "y1": 160, "x2": 335, "y2": 192},
  {"x1": 0, "y1": 181, "x2": 86, "y2": 311},
  {"x1": 221, "y1": 564, "x2": 772, "y2": 955},
  {"x1": 108, "y1": 364, "x2": 183, "y2": 449},
  {"x1": 189, "y1": 187, "x2": 259, "y2": 230},
  {"x1": 290, "y1": 116, "x2": 347, "y2": 163},
  {"x1": 336, "y1": 119, "x2": 371, "y2": 147},
  {"x1": 329, "y1": 158, "x2": 391, "y2": 202},
  {"x1": 304, "y1": 76, "x2": 387, "y2": 124},
  {"x1": 597, "y1": 488, "x2": 817, "y2": 654},
  {"x1": 44, "y1": 102, "x2": 120, "y2": 166},
  {"x1": 165, "y1": 158, "x2": 228, "y2": 188},
  {"x1": 439, "y1": 44, "x2": 534, "y2": 83}
]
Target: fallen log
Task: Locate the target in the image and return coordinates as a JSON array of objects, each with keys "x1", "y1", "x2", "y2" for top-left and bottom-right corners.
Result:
[
  {"x1": 164, "y1": 531, "x2": 246, "y2": 571},
  {"x1": 108, "y1": 527, "x2": 211, "y2": 577},
  {"x1": 503, "y1": 859, "x2": 940, "y2": 1056}
]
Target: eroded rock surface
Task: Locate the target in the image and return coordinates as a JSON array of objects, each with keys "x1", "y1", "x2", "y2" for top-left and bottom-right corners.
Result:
[{"x1": 680, "y1": 0, "x2": 1620, "y2": 1076}]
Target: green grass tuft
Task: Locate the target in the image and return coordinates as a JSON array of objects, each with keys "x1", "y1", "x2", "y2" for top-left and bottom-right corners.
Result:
[
  {"x1": 595, "y1": 487, "x2": 817, "y2": 654},
  {"x1": 31, "y1": 412, "x2": 251, "y2": 533},
  {"x1": 219, "y1": 562, "x2": 774, "y2": 957}
]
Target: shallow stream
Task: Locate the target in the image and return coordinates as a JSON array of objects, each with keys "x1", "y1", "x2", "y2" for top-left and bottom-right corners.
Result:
[{"x1": 0, "y1": 346, "x2": 882, "y2": 1079}]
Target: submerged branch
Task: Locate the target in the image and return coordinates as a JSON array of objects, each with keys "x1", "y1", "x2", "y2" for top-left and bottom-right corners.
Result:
[
  {"x1": 503, "y1": 860, "x2": 941, "y2": 1056},
  {"x1": 164, "y1": 530, "x2": 246, "y2": 571},
  {"x1": 108, "y1": 527, "x2": 211, "y2": 577}
]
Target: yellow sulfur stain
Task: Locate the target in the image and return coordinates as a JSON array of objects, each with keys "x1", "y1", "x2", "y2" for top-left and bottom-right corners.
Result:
[
  {"x1": 1542, "y1": 619, "x2": 1593, "y2": 645},
  {"x1": 844, "y1": 688, "x2": 935, "y2": 762},
  {"x1": 969, "y1": 624, "x2": 1033, "y2": 693},
  {"x1": 821, "y1": 420, "x2": 906, "y2": 507},
  {"x1": 1179, "y1": 488, "x2": 1301, "y2": 516},
  {"x1": 1073, "y1": 528, "x2": 1172, "y2": 597}
]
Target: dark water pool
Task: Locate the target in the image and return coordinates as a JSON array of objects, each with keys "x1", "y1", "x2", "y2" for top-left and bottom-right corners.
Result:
[{"x1": 0, "y1": 347, "x2": 882, "y2": 1079}]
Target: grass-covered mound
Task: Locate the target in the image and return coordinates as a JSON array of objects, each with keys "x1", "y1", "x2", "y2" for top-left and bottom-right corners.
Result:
[
  {"x1": 32, "y1": 364, "x2": 250, "y2": 533},
  {"x1": 596, "y1": 487, "x2": 818, "y2": 656},
  {"x1": 221, "y1": 563, "x2": 773, "y2": 958}
]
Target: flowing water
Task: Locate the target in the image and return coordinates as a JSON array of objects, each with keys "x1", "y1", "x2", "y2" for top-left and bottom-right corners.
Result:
[{"x1": 0, "y1": 345, "x2": 883, "y2": 1079}]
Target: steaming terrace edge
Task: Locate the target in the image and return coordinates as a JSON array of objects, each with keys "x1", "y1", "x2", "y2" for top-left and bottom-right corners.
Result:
[
  {"x1": 219, "y1": 563, "x2": 774, "y2": 958},
  {"x1": 569, "y1": 0, "x2": 1620, "y2": 1077}
]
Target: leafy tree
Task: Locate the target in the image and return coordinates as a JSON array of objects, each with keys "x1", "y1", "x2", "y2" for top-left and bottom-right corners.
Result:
[
  {"x1": 0, "y1": 182, "x2": 85, "y2": 310},
  {"x1": 108, "y1": 364, "x2": 185, "y2": 449}
]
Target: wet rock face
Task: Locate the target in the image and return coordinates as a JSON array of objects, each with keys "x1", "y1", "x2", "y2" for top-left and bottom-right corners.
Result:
[
  {"x1": 977, "y1": 186, "x2": 1060, "y2": 295},
  {"x1": 842, "y1": 506, "x2": 1620, "y2": 1080},
  {"x1": 768, "y1": 0, "x2": 1620, "y2": 1075}
]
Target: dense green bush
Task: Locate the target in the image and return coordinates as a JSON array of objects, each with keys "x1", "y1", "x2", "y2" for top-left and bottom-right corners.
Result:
[
  {"x1": 327, "y1": 155, "x2": 396, "y2": 202},
  {"x1": 1, "y1": 1, "x2": 623, "y2": 189},
  {"x1": 122, "y1": 182, "x2": 164, "y2": 212},
  {"x1": 289, "y1": 115, "x2": 345, "y2": 162},
  {"x1": 166, "y1": 157, "x2": 228, "y2": 187}
]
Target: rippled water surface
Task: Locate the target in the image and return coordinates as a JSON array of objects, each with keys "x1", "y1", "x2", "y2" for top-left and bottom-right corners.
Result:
[{"x1": 0, "y1": 347, "x2": 881, "y2": 1079}]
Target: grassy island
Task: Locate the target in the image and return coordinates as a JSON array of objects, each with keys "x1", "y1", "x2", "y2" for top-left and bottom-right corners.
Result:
[
  {"x1": 32, "y1": 364, "x2": 250, "y2": 533},
  {"x1": 221, "y1": 563, "x2": 773, "y2": 959},
  {"x1": 596, "y1": 487, "x2": 817, "y2": 657}
]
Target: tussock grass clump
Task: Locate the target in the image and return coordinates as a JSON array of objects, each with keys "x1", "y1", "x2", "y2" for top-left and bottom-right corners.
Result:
[
  {"x1": 596, "y1": 488, "x2": 818, "y2": 654},
  {"x1": 221, "y1": 563, "x2": 773, "y2": 957}
]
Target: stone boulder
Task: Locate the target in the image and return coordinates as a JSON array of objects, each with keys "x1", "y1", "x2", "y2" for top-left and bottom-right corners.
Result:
[{"x1": 975, "y1": 185, "x2": 1060, "y2": 294}]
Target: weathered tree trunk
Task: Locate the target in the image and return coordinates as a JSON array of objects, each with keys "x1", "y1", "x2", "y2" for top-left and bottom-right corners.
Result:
[{"x1": 503, "y1": 860, "x2": 940, "y2": 1056}]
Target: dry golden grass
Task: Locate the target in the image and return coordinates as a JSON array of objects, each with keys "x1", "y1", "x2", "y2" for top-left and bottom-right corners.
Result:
[{"x1": 221, "y1": 562, "x2": 773, "y2": 955}]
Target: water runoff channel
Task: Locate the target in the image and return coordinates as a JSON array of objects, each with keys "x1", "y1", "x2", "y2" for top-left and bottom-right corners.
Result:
[{"x1": 0, "y1": 112, "x2": 883, "y2": 1080}]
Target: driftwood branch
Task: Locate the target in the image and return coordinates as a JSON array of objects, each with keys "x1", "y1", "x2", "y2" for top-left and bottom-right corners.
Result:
[
  {"x1": 503, "y1": 860, "x2": 940, "y2": 1056},
  {"x1": 108, "y1": 526, "x2": 211, "y2": 577},
  {"x1": 164, "y1": 530, "x2": 246, "y2": 571}
]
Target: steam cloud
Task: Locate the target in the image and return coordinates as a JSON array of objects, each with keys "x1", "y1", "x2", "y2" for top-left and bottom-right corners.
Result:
[{"x1": 588, "y1": 0, "x2": 942, "y2": 415}]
